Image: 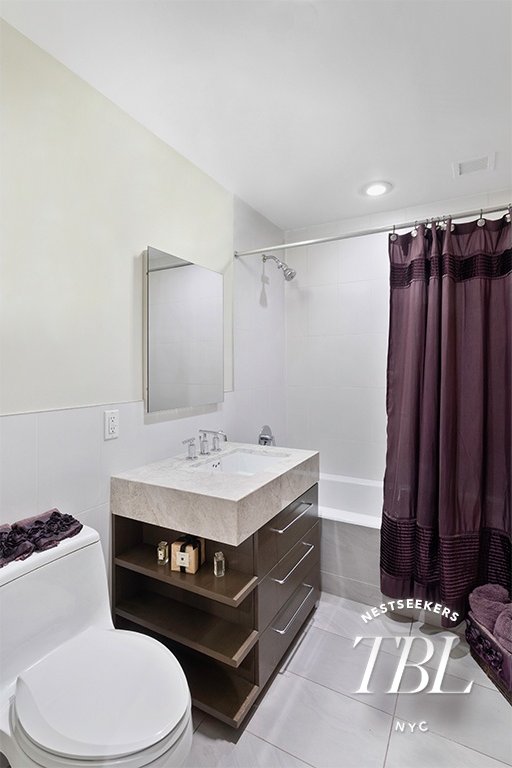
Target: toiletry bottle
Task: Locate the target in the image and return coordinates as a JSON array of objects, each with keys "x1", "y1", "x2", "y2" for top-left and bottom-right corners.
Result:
[
  {"x1": 213, "y1": 551, "x2": 225, "y2": 577},
  {"x1": 157, "y1": 541, "x2": 169, "y2": 565}
]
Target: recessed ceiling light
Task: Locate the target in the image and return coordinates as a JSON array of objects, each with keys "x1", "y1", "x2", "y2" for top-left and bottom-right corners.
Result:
[{"x1": 362, "y1": 181, "x2": 393, "y2": 197}]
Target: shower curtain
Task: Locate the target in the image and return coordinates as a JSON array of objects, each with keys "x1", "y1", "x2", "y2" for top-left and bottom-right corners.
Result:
[{"x1": 380, "y1": 215, "x2": 511, "y2": 621}]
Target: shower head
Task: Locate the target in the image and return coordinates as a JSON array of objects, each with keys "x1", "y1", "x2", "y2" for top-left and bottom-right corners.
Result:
[{"x1": 262, "y1": 254, "x2": 296, "y2": 281}]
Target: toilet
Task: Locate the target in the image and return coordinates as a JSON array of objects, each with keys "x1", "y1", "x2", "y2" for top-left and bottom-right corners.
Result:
[{"x1": 0, "y1": 526, "x2": 192, "y2": 768}]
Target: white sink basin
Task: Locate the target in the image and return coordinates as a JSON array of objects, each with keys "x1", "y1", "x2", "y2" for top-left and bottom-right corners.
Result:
[{"x1": 193, "y1": 448, "x2": 290, "y2": 476}]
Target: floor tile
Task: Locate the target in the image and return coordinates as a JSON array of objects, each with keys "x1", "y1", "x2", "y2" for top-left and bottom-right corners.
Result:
[
  {"x1": 385, "y1": 726, "x2": 509, "y2": 768},
  {"x1": 394, "y1": 675, "x2": 512, "y2": 764},
  {"x1": 313, "y1": 592, "x2": 412, "y2": 641},
  {"x1": 400, "y1": 629, "x2": 495, "y2": 690},
  {"x1": 321, "y1": 570, "x2": 384, "y2": 605},
  {"x1": 285, "y1": 624, "x2": 398, "y2": 714},
  {"x1": 192, "y1": 706, "x2": 206, "y2": 731},
  {"x1": 222, "y1": 732, "x2": 313, "y2": 768},
  {"x1": 247, "y1": 671, "x2": 392, "y2": 768},
  {"x1": 184, "y1": 594, "x2": 509, "y2": 768},
  {"x1": 183, "y1": 715, "x2": 237, "y2": 768}
]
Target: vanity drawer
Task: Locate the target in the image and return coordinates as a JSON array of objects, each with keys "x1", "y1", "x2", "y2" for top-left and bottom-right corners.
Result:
[
  {"x1": 257, "y1": 564, "x2": 320, "y2": 688},
  {"x1": 257, "y1": 521, "x2": 320, "y2": 631},
  {"x1": 256, "y1": 484, "x2": 318, "y2": 577}
]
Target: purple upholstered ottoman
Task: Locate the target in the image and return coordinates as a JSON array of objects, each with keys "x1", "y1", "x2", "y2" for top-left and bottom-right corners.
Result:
[{"x1": 466, "y1": 611, "x2": 512, "y2": 705}]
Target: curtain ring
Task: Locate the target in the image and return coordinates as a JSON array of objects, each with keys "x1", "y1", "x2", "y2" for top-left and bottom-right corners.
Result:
[
  {"x1": 411, "y1": 220, "x2": 418, "y2": 238},
  {"x1": 477, "y1": 208, "x2": 486, "y2": 227},
  {"x1": 390, "y1": 225, "x2": 398, "y2": 242},
  {"x1": 506, "y1": 204, "x2": 511, "y2": 224}
]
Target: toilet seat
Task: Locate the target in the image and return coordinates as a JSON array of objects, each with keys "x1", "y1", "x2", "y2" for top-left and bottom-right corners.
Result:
[{"x1": 13, "y1": 627, "x2": 191, "y2": 767}]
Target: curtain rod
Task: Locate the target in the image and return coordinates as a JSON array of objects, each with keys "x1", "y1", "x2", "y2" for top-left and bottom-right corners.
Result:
[{"x1": 234, "y1": 203, "x2": 511, "y2": 258}]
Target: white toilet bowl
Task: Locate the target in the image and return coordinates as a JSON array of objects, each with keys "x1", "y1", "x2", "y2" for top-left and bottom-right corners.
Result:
[{"x1": 0, "y1": 526, "x2": 192, "y2": 768}]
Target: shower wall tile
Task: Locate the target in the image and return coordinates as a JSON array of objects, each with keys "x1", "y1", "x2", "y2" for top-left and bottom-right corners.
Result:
[
  {"x1": 308, "y1": 284, "x2": 339, "y2": 336},
  {"x1": 309, "y1": 337, "x2": 343, "y2": 387},
  {"x1": 305, "y1": 242, "x2": 340, "y2": 286},
  {"x1": 308, "y1": 386, "x2": 386, "y2": 446},
  {"x1": 285, "y1": 283, "x2": 310, "y2": 338},
  {"x1": 229, "y1": 387, "x2": 273, "y2": 444},
  {"x1": 286, "y1": 336, "x2": 312, "y2": 386},
  {"x1": 233, "y1": 197, "x2": 287, "y2": 445},
  {"x1": 307, "y1": 436, "x2": 386, "y2": 479},
  {"x1": 263, "y1": 386, "x2": 288, "y2": 448},
  {"x1": 336, "y1": 333, "x2": 388, "y2": 388},
  {"x1": 285, "y1": 226, "x2": 390, "y2": 483},
  {"x1": 337, "y1": 280, "x2": 389, "y2": 335},
  {"x1": 285, "y1": 386, "x2": 310, "y2": 449},
  {"x1": 336, "y1": 232, "x2": 389, "y2": 283}
]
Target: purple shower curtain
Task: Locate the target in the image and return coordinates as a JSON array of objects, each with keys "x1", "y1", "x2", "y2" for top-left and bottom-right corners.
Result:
[{"x1": 380, "y1": 215, "x2": 511, "y2": 621}]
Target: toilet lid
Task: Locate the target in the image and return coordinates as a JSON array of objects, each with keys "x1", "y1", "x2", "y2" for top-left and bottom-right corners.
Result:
[{"x1": 15, "y1": 627, "x2": 190, "y2": 760}]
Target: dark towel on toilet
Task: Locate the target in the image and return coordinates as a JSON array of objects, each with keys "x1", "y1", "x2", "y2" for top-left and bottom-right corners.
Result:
[
  {"x1": 469, "y1": 584, "x2": 510, "y2": 633},
  {"x1": 0, "y1": 524, "x2": 34, "y2": 567},
  {"x1": 12, "y1": 509, "x2": 82, "y2": 551},
  {"x1": 494, "y1": 606, "x2": 512, "y2": 654}
]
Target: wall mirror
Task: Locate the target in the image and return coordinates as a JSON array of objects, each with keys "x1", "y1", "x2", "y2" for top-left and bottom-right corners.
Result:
[{"x1": 145, "y1": 246, "x2": 224, "y2": 412}]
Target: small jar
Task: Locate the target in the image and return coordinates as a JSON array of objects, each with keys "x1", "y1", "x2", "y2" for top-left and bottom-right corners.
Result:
[
  {"x1": 213, "y1": 551, "x2": 225, "y2": 577},
  {"x1": 157, "y1": 541, "x2": 169, "y2": 565}
]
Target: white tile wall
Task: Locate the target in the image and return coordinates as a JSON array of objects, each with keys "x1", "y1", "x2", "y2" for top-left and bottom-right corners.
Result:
[
  {"x1": 285, "y1": 241, "x2": 389, "y2": 479},
  {"x1": 0, "y1": 398, "x2": 234, "y2": 519},
  {"x1": 232, "y1": 197, "x2": 287, "y2": 445}
]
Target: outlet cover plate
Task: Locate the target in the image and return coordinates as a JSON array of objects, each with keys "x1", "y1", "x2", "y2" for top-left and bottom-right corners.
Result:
[{"x1": 104, "y1": 410, "x2": 120, "y2": 440}]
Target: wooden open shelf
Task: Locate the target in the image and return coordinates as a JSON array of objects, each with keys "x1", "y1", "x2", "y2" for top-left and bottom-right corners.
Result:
[
  {"x1": 176, "y1": 651, "x2": 260, "y2": 728},
  {"x1": 111, "y1": 484, "x2": 319, "y2": 729},
  {"x1": 115, "y1": 543, "x2": 258, "y2": 607},
  {"x1": 115, "y1": 591, "x2": 258, "y2": 668}
]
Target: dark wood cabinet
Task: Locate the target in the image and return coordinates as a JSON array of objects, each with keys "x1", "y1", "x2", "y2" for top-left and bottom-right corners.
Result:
[{"x1": 112, "y1": 483, "x2": 320, "y2": 727}]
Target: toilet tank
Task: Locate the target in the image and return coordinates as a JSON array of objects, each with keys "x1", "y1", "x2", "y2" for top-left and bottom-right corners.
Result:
[{"x1": 0, "y1": 526, "x2": 113, "y2": 690}]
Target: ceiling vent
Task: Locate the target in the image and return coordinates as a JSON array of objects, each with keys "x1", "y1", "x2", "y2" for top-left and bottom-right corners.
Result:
[{"x1": 452, "y1": 153, "x2": 495, "y2": 177}]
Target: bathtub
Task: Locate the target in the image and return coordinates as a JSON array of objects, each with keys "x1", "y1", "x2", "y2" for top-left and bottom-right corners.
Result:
[
  {"x1": 318, "y1": 473, "x2": 382, "y2": 529},
  {"x1": 317, "y1": 473, "x2": 383, "y2": 604}
]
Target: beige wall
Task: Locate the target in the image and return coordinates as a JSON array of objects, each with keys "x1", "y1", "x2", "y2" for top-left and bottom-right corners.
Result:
[{"x1": 0, "y1": 21, "x2": 234, "y2": 415}]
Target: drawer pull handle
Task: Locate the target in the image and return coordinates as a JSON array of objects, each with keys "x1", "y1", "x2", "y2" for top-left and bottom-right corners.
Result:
[
  {"x1": 272, "y1": 584, "x2": 315, "y2": 635},
  {"x1": 271, "y1": 543, "x2": 315, "y2": 585},
  {"x1": 270, "y1": 503, "x2": 313, "y2": 534}
]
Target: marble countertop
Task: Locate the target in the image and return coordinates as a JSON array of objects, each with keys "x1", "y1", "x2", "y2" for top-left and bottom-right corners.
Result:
[{"x1": 111, "y1": 442, "x2": 319, "y2": 546}]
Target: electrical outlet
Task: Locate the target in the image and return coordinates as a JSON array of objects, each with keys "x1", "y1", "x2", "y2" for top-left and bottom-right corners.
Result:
[{"x1": 104, "y1": 410, "x2": 119, "y2": 440}]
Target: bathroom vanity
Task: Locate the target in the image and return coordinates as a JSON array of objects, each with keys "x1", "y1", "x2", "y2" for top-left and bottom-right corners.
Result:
[{"x1": 110, "y1": 444, "x2": 319, "y2": 727}]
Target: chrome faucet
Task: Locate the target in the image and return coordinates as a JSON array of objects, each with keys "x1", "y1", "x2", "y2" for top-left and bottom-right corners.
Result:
[
  {"x1": 182, "y1": 437, "x2": 197, "y2": 459},
  {"x1": 199, "y1": 430, "x2": 228, "y2": 452},
  {"x1": 199, "y1": 432, "x2": 210, "y2": 455},
  {"x1": 258, "y1": 425, "x2": 275, "y2": 446}
]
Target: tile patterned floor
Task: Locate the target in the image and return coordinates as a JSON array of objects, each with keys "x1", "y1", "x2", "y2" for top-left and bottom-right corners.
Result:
[{"x1": 184, "y1": 593, "x2": 512, "y2": 768}]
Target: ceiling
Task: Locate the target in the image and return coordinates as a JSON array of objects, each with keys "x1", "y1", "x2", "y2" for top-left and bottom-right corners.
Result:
[{"x1": 1, "y1": 0, "x2": 510, "y2": 230}]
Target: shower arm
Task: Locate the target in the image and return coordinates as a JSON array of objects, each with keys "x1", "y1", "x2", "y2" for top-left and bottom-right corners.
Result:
[
  {"x1": 261, "y1": 253, "x2": 296, "y2": 280},
  {"x1": 262, "y1": 254, "x2": 283, "y2": 269}
]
